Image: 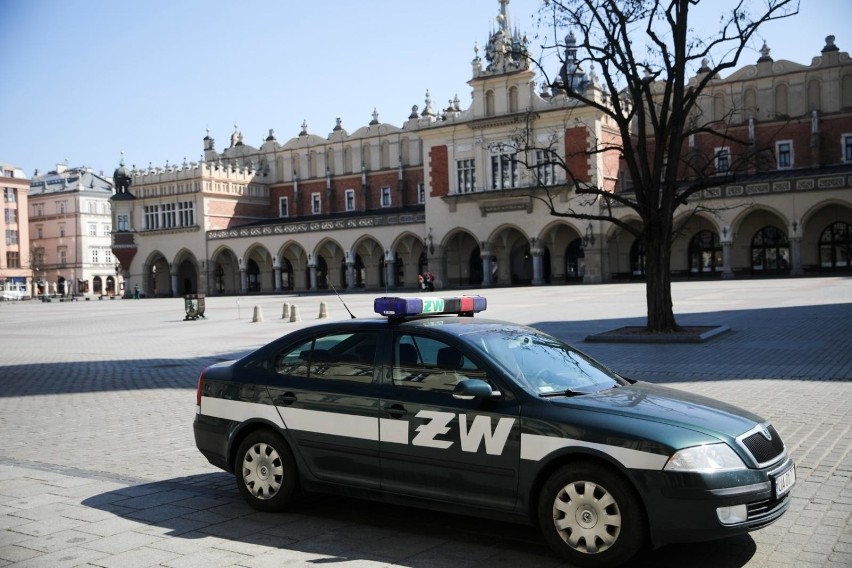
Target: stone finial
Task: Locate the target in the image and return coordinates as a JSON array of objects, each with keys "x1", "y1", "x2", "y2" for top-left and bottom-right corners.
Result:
[
  {"x1": 758, "y1": 41, "x2": 772, "y2": 62},
  {"x1": 299, "y1": 120, "x2": 308, "y2": 136},
  {"x1": 822, "y1": 35, "x2": 839, "y2": 52}
]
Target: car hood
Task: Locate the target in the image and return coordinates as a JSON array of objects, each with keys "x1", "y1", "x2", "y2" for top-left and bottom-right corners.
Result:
[{"x1": 548, "y1": 381, "x2": 765, "y2": 441}]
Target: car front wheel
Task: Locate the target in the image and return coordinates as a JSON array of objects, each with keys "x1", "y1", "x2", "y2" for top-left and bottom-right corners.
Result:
[
  {"x1": 537, "y1": 462, "x2": 645, "y2": 568},
  {"x1": 235, "y1": 430, "x2": 298, "y2": 512}
]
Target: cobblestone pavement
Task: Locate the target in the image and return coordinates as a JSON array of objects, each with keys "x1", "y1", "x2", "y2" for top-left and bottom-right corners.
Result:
[{"x1": 0, "y1": 277, "x2": 850, "y2": 567}]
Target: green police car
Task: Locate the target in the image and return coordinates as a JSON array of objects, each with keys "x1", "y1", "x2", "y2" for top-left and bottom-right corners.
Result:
[{"x1": 193, "y1": 296, "x2": 794, "y2": 567}]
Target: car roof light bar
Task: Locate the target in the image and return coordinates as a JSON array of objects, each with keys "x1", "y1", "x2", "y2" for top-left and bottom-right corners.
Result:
[{"x1": 374, "y1": 296, "x2": 487, "y2": 318}]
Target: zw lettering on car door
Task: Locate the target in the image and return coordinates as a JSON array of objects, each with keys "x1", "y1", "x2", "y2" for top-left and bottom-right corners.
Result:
[
  {"x1": 378, "y1": 333, "x2": 521, "y2": 510},
  {"x1": 265, "y1": 330, "x2": 382, "y2": 488}
]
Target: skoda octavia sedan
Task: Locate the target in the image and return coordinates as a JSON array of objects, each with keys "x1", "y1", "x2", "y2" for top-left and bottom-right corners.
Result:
[{"x1": 194, "y1": 296, "x2": 794, "y2": 567}]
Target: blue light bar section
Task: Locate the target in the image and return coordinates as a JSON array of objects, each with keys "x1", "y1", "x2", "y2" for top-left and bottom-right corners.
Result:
[{"x1": 373, "y1": 296, "x2": 486, "y2": 317}]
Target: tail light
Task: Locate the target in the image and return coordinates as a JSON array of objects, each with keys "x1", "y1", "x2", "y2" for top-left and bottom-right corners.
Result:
[{"x1": 196, "y1": 368, "x2": 207, "y2": 406}]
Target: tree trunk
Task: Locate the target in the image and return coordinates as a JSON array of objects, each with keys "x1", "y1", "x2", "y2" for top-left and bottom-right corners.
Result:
[{"x1": 644, "y1": 222, "x2": 680, "y2": 332}]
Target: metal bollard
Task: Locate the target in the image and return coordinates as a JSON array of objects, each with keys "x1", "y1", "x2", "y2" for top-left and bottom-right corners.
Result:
[
  {"x1": 282, "y1": 302, "x2": 291, "y2": 320},
  {"x1": 289, "y1": 305, "x2": 301, "y2": 322},
  {"x1": 318, "y1": 301, "x2": 328, "y2": 319},
  {"x1": 252, "y1": 305, "x2": 264, "y2": 322}
]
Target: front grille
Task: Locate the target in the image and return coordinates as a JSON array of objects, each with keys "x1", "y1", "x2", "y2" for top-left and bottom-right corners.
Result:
[
  {"x1": 746, "y1": 491, "x2": 791, "y2": 527},
  {"x1": 741, "y1": 424, "x2": 785, "y2": 465}
]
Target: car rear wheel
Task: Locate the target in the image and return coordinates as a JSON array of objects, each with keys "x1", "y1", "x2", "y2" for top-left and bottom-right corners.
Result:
[
  {"x1": 537, "y1": 462, "x2": 645, "y2": 568},
  {"x1": 235, "y1": 430, "x2": 298, "y2": 512}
]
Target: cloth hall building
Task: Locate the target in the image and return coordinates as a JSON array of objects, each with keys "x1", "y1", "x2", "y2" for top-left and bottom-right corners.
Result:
[{"x1": 110, "y1": 3, "x2": 852, "y2": 298}]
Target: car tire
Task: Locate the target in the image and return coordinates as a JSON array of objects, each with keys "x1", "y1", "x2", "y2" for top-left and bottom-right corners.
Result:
[
  {"x1": 235, "y1": 430, "x2": 298, "y2": 512},
  {"x1": 537, "y1": 462, "x2": 645, "y2": 568}
]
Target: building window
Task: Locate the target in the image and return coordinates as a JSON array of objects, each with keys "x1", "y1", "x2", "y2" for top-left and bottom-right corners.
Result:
[
  {"x1": 89, "y1": 223, "x2": 97, "y2": 236},
  {"x1": 491, "y1": 153, "x2": 519, "y2": 189},
  {"x1": 312, "y1": 193, "x2": 321, "y2": 214},
  {"x1": 3, "y1": 188, "x2": 16, "y2": 202},
  {"x1": 534, "y1": 150, "x2": 558, "y2": 186},
  {"x1": 58, "y1": 201, "x2": 66, "y2": 214},
  {"x1": 117, "y1": 214, "x2": 129, "y2": 231},
  {"x1": 345, "y1": 189, "x2": 355, "y2": 211},
  {"x1": 144, "y1": 205, "x2": 160, "y2": 230},
  {"x1": 819, "y1": 221, "x2": 851, "y2": 269},
  {"x1": 843, "y1": 134, "x2": 852, "y2": 163},
  {"x1": 417, "y1": 182, "x2": 425, "y2": 204},
  {"x1": 688, "y1": 231, "x2": 723, "y2": 273},
  {"x1": 456, "y1": 159, "x2": 476, "y2": 193},
  {"x1": 751, "y1": 226, "x2": 790, "y2": 272},
  {"x1": 776, "y1": 141, "x2": 793, "y2": 169},
  {"x1": 714, "y1": 147, "x2": 730, "y2": 173},
  {"x1": 162, "y1": 203, "x2": 176, "y2": 228},
  {"x1": 33, "y1": 204, "x2": 43, "y2": 217},
  {"x1": 105, "y1": 249, "x2": 112, "y2": 264},
  {"x1": 178, "y1": 201, "x2": 194, "y2": 226},
  {"x1": 381, "y1": 186, "x2": 391, "y2": 207},
  {"x1": 58, "y1": 249, "x2": 67, "y2": 265},
  {"x1": 102, "y1": 224, "x2": 111, "y2": 236},
  {"x1": 59, "y1": 224, "x2": 66, "y2": 237},
  {"x1": 92, "y1": 249, "x2": 99, "y2": 264},
  {"x1": 6, "y1": 251, "x2": 19, "y2": 268},
  {"x1": 36, "y1": 226, "x2": 43, "y2": 239},
  {"x1": 5, "y1": 229, "x2": 18, "y2": 245},
  {"x1": 4, "y1": 208, "x2": 16, "y2": 223},
  {"x1": 279, "y1": 196, "x2": 289, "y2": 217}
]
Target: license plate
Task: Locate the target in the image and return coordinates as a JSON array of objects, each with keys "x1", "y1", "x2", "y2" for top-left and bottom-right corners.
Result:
[{"x1": 775, "y1": 466, "x2": 795, "y2": 498}]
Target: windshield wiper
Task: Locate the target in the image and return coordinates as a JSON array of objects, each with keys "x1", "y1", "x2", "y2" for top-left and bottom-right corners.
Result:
[
  {"x1": 539, "y1": 388, "x2": 593, "y2": 398},
  {"x1": 538, "y1": 383, "x2": 619, "y2": 398}
]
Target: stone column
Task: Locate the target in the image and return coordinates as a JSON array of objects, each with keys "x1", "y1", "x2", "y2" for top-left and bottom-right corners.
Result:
[
  {"x1": 531, "y1": 246, "x2": 544, "y2": 285},
  {"x1": 170, "y1": 272, "x2": 178, "y2": 297},
  {"x1": 789, "y1": 237, "x2": 802, "y2": 276},
  {"x1": 385, "y1": 250, "x2": 396, "y2": 290},
  {"x1": 274, "y1": 264, "x2": 282, "y2": 292},
  {"x1": 240, "y1": 268, "x2": 248, "y2": 294},
  {"x1": 308, "y1": 261, "x2": 318, "y2": 291},
  {"x1": 722, "y1": 242, "x2": 734, "y2": 279}
]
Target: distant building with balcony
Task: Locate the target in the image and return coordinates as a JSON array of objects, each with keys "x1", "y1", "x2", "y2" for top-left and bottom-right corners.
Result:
[
  {"x1": 29, "y1": 164, "x2": 120, "y2": 297},
  {"x1": 0, "y1": 163, "x2": 30, "y2": 299}
]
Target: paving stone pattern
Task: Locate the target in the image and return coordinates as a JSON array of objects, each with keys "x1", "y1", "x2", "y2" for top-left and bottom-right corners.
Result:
[{"x1": 0, "y1": 277, "x2": 850, "y2": 567}]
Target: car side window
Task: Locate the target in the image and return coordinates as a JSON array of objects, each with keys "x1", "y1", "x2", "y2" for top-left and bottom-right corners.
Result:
[
  {"x1": 392, "y1": 334, "x2": 486, "y2": 392},
  {"x1": 275, "y1": 331, "x2": 378, "y2": 384}
]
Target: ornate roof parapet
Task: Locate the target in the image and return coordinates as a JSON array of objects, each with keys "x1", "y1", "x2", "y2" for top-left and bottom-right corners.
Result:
[{"x1": 476, "y1": 0, "x2": 530, "y2": 79}]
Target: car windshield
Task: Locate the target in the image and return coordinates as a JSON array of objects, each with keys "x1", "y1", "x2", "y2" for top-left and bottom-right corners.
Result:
[{"x1": 463, "y1": 326, "x2": 622, "y2": 395}]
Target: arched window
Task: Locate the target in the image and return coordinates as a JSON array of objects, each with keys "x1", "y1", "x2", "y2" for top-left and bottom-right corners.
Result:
[
  {"x1": 775, "y1": 84, "x2": 789, "y2": 117},
  {"x1": 751, "y1": 226, "x2": 790, "y2": 272},
  {"x1": 381, "y1": 140, "x2": 390, "y2": 170},
  {"x1": 326, "y1": 149, "x2": 334, "y2": 175},
  {"x1": 743, "y1": 88, "x2": 757, "y2": 119},
  {"x1": 713, "y1": 92, "x2": 726, "y2": 121},
  {"x1": 688, "y1": 230, "x2": 722, "y2": 273},
  {"x1": 485, "y1": 90, "x2": 495, "y2": 117},
  {"x1": 508, "y1": 86, "x2": 519, "y2": 113},
  {"x1": 400, "y1": 138, "x2": 410, "y2": 166},
  {"x1": 819, "y1": 222, "x2": 851, "y2": 269},
  {"x1": 630, "y1": 239, "x2": 646, "y2": 276},
  {"x1": 842, "y1": 74, "x2": 852, "y2": 108},
  {"x1": 292, "y1": 153, "x2": 301, "y2": 179},
  {"x1": 344, "y1": 147, "x2": 353, "y2": 173},
  {"x1": 808, "y1": 79, "x2": 821, "y2": 112}
]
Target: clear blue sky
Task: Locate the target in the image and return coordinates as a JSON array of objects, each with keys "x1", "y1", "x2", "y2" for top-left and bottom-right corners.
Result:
[{"x1": 1, "y1": 0, "x2": 848, "y2": 178}]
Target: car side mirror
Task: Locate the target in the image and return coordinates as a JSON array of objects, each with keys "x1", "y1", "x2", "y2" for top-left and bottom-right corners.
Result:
[{"x1": 452, "y1": 379, "x2": 500, "y2": 400}]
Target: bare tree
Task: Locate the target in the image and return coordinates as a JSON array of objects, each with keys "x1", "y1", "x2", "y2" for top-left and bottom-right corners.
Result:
[{"x1": 524, "y1": 0, "x2": 798, "y2": 332}]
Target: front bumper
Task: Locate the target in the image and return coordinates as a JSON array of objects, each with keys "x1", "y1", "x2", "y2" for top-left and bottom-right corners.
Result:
[{"x1": 635, "y1": 457, "x2": 795, "y2": 547}]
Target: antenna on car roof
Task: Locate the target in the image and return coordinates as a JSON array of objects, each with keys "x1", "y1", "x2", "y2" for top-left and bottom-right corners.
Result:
[{"x1": 326, "y1": 276, "x2": 356, "y2": 319}]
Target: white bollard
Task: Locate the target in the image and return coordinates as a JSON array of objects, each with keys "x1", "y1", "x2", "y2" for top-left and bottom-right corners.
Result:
[
  {"x1": 289, "y1": 305, "x2": 301, "y2": 322},
  {"x1": 282, "y1": 302, "x2": 291, "y2": 320},
  {"x1": 252, "y1": 305, "x2": 264, "y2": 322},
  {"x1": 318, "y1": 301, "x2": 328, "y2": 319}
]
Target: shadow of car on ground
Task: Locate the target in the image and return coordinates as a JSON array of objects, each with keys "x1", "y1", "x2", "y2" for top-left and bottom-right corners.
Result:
[{"x1": 81, "y1": 472, "x2": 757, "y2": 567}]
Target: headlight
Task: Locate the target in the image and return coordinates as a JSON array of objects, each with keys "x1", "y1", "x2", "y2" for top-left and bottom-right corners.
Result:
[{"x1": 664, "y1": 443, "x2": 746, "y2": 473}]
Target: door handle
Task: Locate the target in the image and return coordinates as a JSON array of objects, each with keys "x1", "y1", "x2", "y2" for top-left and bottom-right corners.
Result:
[
  {"x1": 387, "y1": 404, "x2": 407, "y2": 419},
  {"x1": 276, "y1": 392, "x2": 297, "y2": 406}
]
